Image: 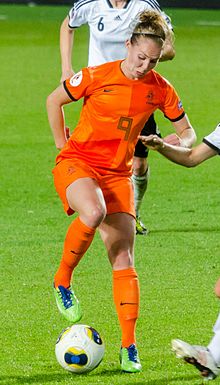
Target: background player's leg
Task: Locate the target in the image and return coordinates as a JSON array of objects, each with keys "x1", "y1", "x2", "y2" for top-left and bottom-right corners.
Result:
[
  {"x1": 132, "y1": 113, "x2": 160, "y2": 235},
  {"x1": 132, "y1": 158, "x2": 149, "y2": 235}
]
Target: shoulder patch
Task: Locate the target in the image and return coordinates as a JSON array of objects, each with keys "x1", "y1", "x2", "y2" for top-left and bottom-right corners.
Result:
[
  {"x1": 178, "y1": 100, "x2": 183, "y2": 110},
  {"x1": 70, "y1": 71, "x2": 83, "y2": 87}
]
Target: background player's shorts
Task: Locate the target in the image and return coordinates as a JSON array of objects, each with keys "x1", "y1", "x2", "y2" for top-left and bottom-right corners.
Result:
[
  {"x1": 134, "y1": 113, "x2": 161, "y2": 158},
  {"x1": 52, "y1": 158, "x2": 135, "y2": 218}
]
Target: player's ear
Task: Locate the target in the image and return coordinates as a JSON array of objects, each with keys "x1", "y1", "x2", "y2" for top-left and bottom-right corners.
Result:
[{"x1": 125, "y1": 39, "x2": 131, "y2": 49}]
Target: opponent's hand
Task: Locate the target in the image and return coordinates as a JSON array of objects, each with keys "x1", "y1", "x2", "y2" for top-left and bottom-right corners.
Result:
[
  {"x1": 138, "y1": 135, "x2": 165, "y2": 150},
  {"x1": 163, "y1": 133, "x2": 181, "y2": 146}
]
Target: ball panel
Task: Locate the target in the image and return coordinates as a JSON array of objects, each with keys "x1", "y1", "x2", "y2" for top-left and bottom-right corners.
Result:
[
  {"x1": 86, "y1": 326, "x2": 103, "y2": 345},
  {"x1": 55, "y1": 324, "x2": 104, "y2": 374}
]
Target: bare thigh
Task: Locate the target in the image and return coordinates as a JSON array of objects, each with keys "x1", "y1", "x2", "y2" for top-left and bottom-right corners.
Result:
[{"x1": 66, "y1": 177, "x2": 107, "y2": 228}]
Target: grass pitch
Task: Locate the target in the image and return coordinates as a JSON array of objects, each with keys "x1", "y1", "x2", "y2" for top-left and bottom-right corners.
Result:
[{"x1": 1, "y1": 4, "x2": 220, "y2": 385}]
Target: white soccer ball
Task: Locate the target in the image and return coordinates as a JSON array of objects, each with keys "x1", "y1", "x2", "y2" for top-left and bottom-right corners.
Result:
[{"x1": 55, "y1": 324, "x2": 105, "y2": 374}]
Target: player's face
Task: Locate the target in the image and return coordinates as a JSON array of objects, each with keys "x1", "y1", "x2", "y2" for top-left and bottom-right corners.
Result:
[{"x1": 124, "y1": 37, "x2": 162, "y2": 79}]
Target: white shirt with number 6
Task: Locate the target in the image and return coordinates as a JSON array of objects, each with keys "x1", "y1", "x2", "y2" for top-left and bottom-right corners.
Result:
[{"x1": 68, "y1": 0, "x2": 173, "y2": 66}]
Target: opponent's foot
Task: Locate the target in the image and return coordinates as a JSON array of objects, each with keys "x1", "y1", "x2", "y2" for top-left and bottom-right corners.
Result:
[
  {"x1": 171, "y1": 339, "x2": 220, "y2": 380},
  {"x1": 54, "y1": 285, "x2": 82, "y2": 323},
  {"x1": 120, "y1": 344, "x2": 142, "y2": 373},
  {"x1": 136, "y1": 216, "x2": 148, "y2": 235}
]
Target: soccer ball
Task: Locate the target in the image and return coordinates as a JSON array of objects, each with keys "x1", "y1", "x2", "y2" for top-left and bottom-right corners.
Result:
[{"x1": 55, "y1": 324, "x2": 105, "y2": 374}]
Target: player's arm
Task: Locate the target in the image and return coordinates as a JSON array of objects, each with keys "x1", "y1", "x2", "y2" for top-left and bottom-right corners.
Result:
[
  {"x1": 46, "y1": 84, "x2": 73, "y2": 149},
  {"x1": 164, "y1": 114, "x2": 197, "y2": 148},
  {"x1": 60, "y1": 16, "x2": 75, "y2": 82},
  {"x1": 139, "y1": 135, "x2": 217, "y2": 167},
  {"x1": 159, "y1": 11, "x2": 175, "y2": 61},
  {"x1": 159, "y1": 29, "x2": 175, "y2": 61}
]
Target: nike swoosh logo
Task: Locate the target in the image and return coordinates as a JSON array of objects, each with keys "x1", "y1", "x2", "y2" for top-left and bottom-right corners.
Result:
[
  {"x1": 103, "y1": 89, "x2": 113, "y2": 93},
  {"x1": 120, "y1": 302, "x2": 138, "y2": 306},
  {"x1": 71, "y1": 250, "x2": 80, "y2": 255}
]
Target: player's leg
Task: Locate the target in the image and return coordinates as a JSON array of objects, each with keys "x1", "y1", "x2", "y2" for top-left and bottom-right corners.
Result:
[
  {"x1": 53, "y1": 167, "x2": 107, "y2": 322},
  {"x1": 207, "y1": 312, "x2": 220, "y2": 376},
  {"x1": 54, "y1": 177, "x2": 106, "y2": 285},
  {"x1": 99, "y1": 213, "x2": 141, "y2": 373},
  {"x1": 171, "y1": 338, "x2": 220, "y2": 380},
  {"x1": 172, "y1": 303, "x2": 220, "y2": 380},
  {"x1": 215, "y1": 277, "x2": 220, "y2": 298},
  {"x1": 172, "y1": 279, "x2": 220, "y2": 380},
  {"x1": 207, "y1": 281, "x2": 220, "y2": 375},
  {"x1": 132, "y1": 154, "x2": 149, "y2": 235},
  {"x1": 132, "y1": 113, "x2": 160, "y2": 235}
]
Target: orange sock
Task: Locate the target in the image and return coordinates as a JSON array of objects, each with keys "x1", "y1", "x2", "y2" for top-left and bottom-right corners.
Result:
[
  {"x1": 113, "y1": 267, "x2": 140, "y2": 348},
  {"x1": 54, "y1": 217, "x2": 96, "y2": 288}
]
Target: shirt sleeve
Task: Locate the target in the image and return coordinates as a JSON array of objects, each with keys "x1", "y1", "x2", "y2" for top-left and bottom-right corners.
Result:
[
  {"x1": 159, "y1": 79, "x2": 185, "y2": 122},
  {"x1": 68, "y1": 1, "x2": 93, "y2": 28},
  {"x1": 144, "y1": 0, "x2": 173, "y2": 30},
  {"x1": 203, "y1": 124, "x2": 220, "y2": 154},
  {"x1": 161, "y1": 12, "x2": 173, "y2": 31},
  {"x1": 63, "y1": 68, "x2": 92, "y2": 101}
]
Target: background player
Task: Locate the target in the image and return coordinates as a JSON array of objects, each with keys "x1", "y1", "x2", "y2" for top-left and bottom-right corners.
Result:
[
  {"x1": 60, "y1": 0, "x2": 194, "y2": 235},
  {"x1": 139, "y1": 123, "x2": 220, "y2": 380},
  {"x1": 47, "y1": 10, "x2": 196, "y2": 372}
]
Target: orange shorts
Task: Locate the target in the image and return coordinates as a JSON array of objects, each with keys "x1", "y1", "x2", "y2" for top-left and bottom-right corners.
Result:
[{"x1": 52, "y1": 158, "x2": 135, "y2": 217}]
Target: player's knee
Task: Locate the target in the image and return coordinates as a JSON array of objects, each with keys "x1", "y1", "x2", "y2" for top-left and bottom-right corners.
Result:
[
  {"x1": 110, "y1": 252, "x2": 133, "y2": 270},
  {"x1": 133, "y1": 157, "x2": 148, "y2": 176},
  {"x1": 83, "y1": 205, "x2": 107, "y2": 228}
]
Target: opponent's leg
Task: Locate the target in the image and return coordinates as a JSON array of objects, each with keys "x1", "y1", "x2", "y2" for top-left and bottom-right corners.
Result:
[
  {"x1": 207, "y1": 312, "x2": 220, "y2": 372},
  {"x1": 171, "y1": 338, "x2": 220, "y2": 380},
  {"x1": 172, "y1": 279, "x2": 220, "y2": 380}
]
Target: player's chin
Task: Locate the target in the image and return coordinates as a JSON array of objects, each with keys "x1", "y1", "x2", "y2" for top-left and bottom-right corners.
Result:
[{"x1": 136, "y1": 71, "x2": 145, "y2": 78}]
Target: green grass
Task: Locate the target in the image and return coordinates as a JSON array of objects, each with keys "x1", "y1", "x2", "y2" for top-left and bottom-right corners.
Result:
[{"x1": 1, "y1": 4, "x2": 220, "y2": 385}]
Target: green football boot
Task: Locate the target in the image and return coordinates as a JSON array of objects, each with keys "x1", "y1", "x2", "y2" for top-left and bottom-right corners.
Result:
[
  {"x1": 136, "y1": 216, "x2": 148, "y2": 235},
  {"x1": 120, "y1": 344, "x2": 142, "y2": 373},
  {"x1": 54, "y1": 285, "x2": 82, "y2": 323}
]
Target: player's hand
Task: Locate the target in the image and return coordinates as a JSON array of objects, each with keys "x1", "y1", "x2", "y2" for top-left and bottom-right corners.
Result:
[
  {"x1": 60, "y1": 69, "x2": 75, "y2": 83},
  {"x1": 163, "y1": 133, "x2": 181, "y2": 146},
  {"x1": 139, "y1": 135, "x2": 165, "y2": 150}
]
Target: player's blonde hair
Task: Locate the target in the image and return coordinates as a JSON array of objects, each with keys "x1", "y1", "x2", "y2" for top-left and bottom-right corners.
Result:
[{"x1": 130, "y1": 10, "x2": 170, "y2": 47}]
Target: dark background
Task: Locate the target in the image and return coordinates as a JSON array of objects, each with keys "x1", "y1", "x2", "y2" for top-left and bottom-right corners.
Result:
[{"x1": 0, "y1": 0, "x2": 220, "y2": 9}]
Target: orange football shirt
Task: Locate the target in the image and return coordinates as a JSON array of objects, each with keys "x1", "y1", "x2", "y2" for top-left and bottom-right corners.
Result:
[{"x1": 57, "y1": 60, "x2": 185, "y2": 176}]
